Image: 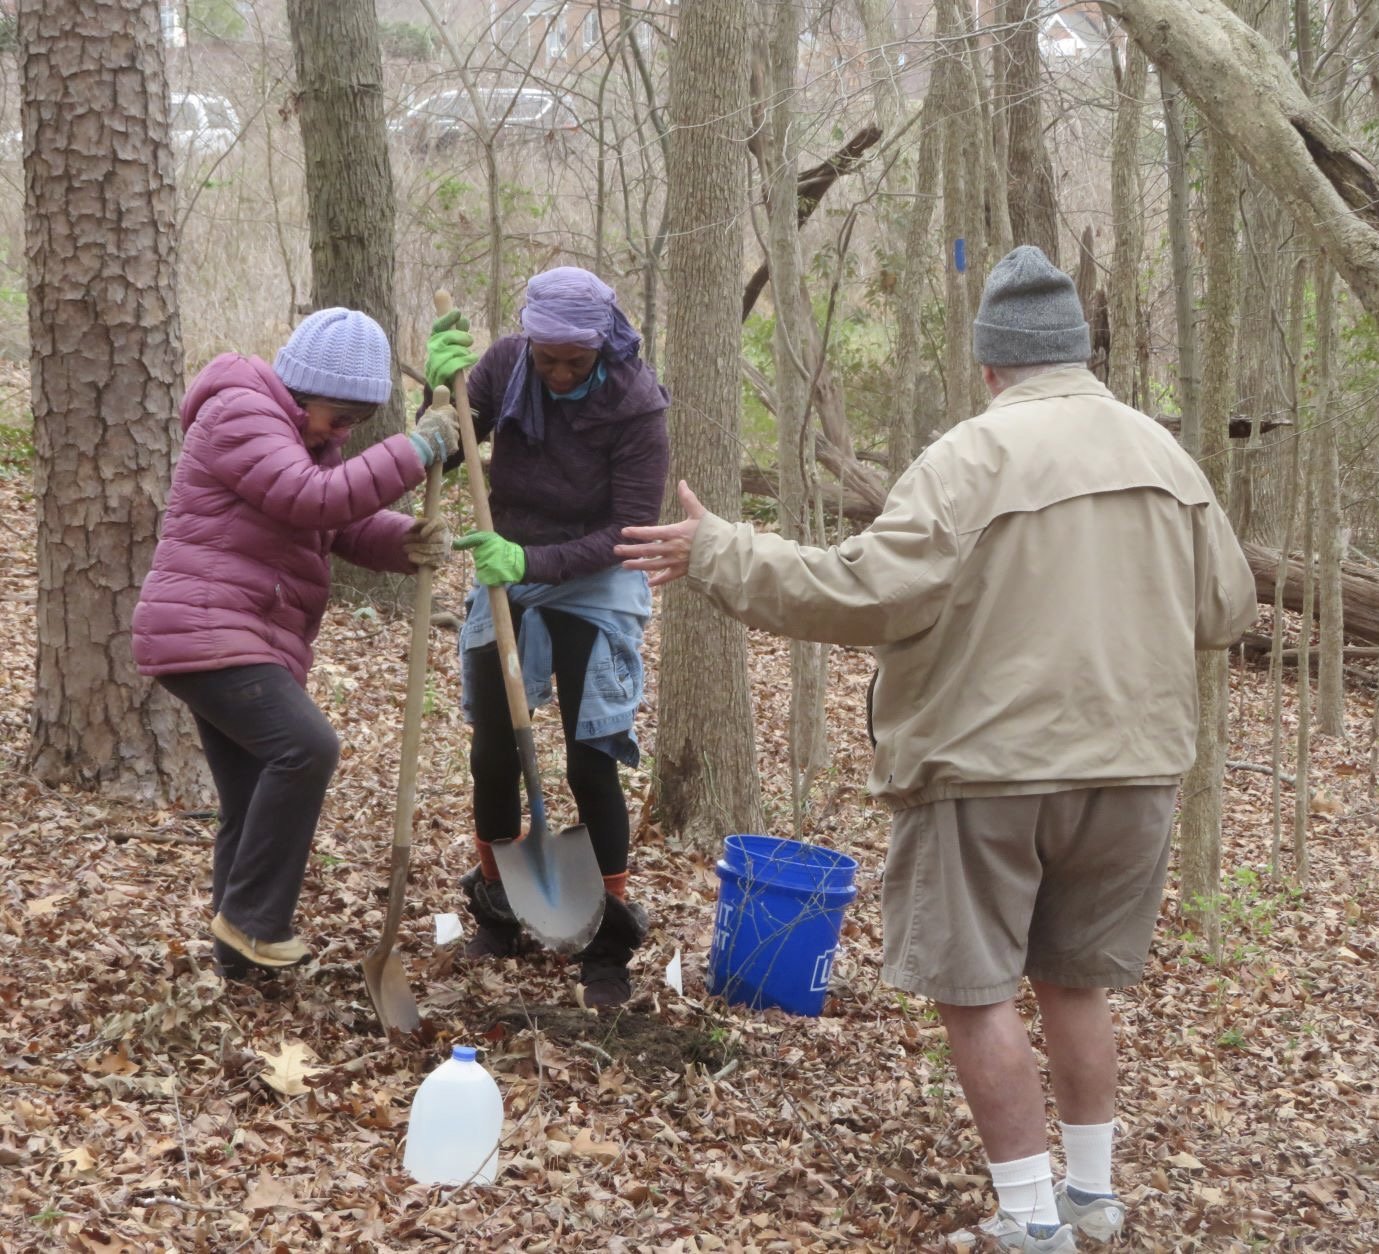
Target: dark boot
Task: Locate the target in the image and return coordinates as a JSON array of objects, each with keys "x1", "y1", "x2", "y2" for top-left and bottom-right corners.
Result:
[
  {"x1": 575, "y1": 894, "x2": 649, "y2": 1008},
  {"x1": 459, "y1": 865, "x2": 529, "y2": 959}
]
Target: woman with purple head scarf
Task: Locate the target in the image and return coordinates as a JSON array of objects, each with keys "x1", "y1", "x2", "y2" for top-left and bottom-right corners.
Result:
[{"x1": 425, "y1": 265, "x2": 669, "y2": 1009}]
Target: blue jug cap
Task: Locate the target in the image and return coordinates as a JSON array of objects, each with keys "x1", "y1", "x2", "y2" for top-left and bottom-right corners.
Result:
[{"x1": 452, "y1": 1045, "x2": 477, "y2": 1062}]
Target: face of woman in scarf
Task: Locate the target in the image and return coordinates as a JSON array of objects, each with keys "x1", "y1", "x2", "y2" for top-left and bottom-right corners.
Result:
[{"x1": 530, "y1": 342, "x2": 599, "y2": 395}]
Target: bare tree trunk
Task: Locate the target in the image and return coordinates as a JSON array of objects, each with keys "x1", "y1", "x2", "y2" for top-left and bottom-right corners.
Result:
[
  {"x1": 961, "y1": 4, "x2": 1011, "y2": 266},
  {"x1": 1108, "y1": 40, "x2": 1148, "y2": 405},
  {"x1": 286, "y1": 0, "x2": 409, "y2": 607},
  {"x1": 998, "y1": 0, "x2": 1059, "y2": 261},
  {"x1": 1231, "y1": 0, "x2": 1298, "y2": 551},
  {"x1": 1312, "y1": 0, "x2": 1352, "y2": 736},
  {"x1": 1161, "y1": 74, "x2": 1200, "y2": 451},
  {"x1": 762, "y1": 0, "x2": 828, "y2": 832},
  {"x1": 1361, "y1": 1, "x2": 1379, "y2": 112},
  {"x1": 1294, "y1": 436, "x2": 1314, "y2": 879},
  {"x1": 1270, "y1": 257, "x2": 1307, "y2": 873},
  {"x1": 1233, "y1": 184, "x2": 1294, "y2": 546},
  {"x1": 937, "y1": 0, "x2": 977, "y2": 429},
  {"x1": 1312, "y1": 263, "x2": 1346, "y2": 735},
  {"x1": 658, "y1": 0, "x2": 764, "y2": 848},
  {"x1": 19, "y1": 0, "x2": 205, "y2": 804},
  {"x1": 1178, "y1": 118, "x2": 1240, "y2": 954},
  {"x1": 417, "y1": 0, "x2": 506, "y2": 338},
  {"x1": 857, "y1": 0, "x2": 904, "y2": 134},
  {"x1": 1113, "y1": 0, "x2": 1379, "y2": 317},
  {"x1": 888, "y1": 86, "x2": 942, "y2": 480},
  {"x1": 625, "y1": 12, "x2": 672, "y2": 364}
]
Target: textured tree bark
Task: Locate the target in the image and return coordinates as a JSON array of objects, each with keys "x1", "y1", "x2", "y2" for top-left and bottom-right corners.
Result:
[
  {"x1": 1312, "y1": 0, "x2": 1353, "y2": 736},
  {"x1": 936, "y1": 0, "x2": 982, "y2": 427},
  {"x1": 1178, "y1": 114, "x2": 1240, "y2": 954},
  {"x1": 1293, "y1": 440, "x2": 1314, "y2": 878},
  {"x1": 1269, "y1": 256, "x2": 1307, "y2": 870},
  {"x1": 658, "y1": 0, "x2": 764, "y2": 848},
  {"x1": 998, "y1": 0, "x2": 1060, "y2": 263},
  {"x1": 19, "y1": 0, "x2": 206, "y2": 803},
  {"x1": 286, "y1": 0, "x2": 409, "y2": 607},
  {"x1": 1161, "y1": 75, "x2": 1200, "y2": 453},
  {"x1": 888, "y1": 88, "x2": 942, "y2": 481},
  {"x1": 1362, "y1": 2, "x2": 1379, "y2": 111},
  {"x1": 1107, "y1": 41, "x2": 1147, "y2": 406},
  {"x1": 856, "y1": 0, "x2": 904, "y2": 136},
  {"x1": 1111, "y1": 0, "x2": 1379, "y2": 315},
  {"x1": 960, "y1": 4, "x2": 1011, "y2": 267},
  {"x1": 759, "y1": 0, "x2": 829, "y2": 834},
  {"x1": 1312, "y1": 264, "x2": 1346, "y2": 735}
]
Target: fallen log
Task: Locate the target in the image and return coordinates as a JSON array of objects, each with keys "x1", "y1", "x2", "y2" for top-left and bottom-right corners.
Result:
[
  {"x1": 1236, "y1": 631, "x2": 1379, "y2": 660},
  {"x1": 1243, "y1": 542, "x2": 1379, "y2": 644},
  {"x1": 740, "y1": 465, "x2": 880, "y2": 523},
  {"x1": 1235, "y1": 632, "x2": 1379, "y2": 686}
]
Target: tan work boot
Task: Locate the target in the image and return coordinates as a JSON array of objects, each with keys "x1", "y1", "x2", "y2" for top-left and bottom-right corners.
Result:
[{"x1": 211, "y1": 913, "x2": 311, "y2": 970}]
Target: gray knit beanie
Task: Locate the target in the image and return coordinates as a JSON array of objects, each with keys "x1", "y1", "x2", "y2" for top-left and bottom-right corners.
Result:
[
  {"x1": 273, "y1": 307, "x2": 393, "y2": 404},
  {"x1": 972, "y1": 245, "x2": 1090, "y2": 366}
]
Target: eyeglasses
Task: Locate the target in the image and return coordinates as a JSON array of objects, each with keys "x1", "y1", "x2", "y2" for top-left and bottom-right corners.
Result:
[{"x1": 319, "y1": 402, "x2": 378, "y2": 431}]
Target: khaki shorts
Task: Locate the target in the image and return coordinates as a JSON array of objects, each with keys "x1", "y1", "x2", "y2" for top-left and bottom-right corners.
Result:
[{"x1": 880, "y1": 785, "x2": 1177, "y2": 1006}]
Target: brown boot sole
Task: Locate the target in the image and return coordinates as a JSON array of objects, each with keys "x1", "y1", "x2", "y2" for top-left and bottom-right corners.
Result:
[{"x1": 210, "y1": 914, "x2": 311, "y2": 969}]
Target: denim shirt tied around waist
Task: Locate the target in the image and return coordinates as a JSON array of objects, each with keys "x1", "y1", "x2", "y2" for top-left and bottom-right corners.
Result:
[{"x1": 458, "y1": 564, "x2": 652, "y2": 765}]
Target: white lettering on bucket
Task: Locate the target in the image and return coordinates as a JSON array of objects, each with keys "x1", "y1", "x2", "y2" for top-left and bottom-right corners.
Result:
[{"x1": 810, "y1": 948, "x2": 837, "y2": 992}]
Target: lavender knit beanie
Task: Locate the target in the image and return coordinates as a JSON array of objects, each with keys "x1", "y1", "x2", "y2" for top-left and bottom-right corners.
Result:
[
  {"x1": 273, "y1": 307, "x2": 393, "y2": 404},
  {"x1": 972, "y1": 245, "x2": 1090, "y2": 366}
]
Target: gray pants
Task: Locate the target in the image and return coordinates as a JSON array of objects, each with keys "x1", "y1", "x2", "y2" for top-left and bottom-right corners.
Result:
[{"x1": 159, "y1": 664, "x2": 339, "y2": 942}]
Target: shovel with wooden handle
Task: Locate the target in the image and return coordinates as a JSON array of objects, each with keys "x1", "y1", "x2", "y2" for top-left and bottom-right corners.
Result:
[
  {"x1": 362, "y1": 332, "x2": 454, "y2": 1032},
  {"x1": 447, "y1": 299, "x2": 606, "y2": 954}
]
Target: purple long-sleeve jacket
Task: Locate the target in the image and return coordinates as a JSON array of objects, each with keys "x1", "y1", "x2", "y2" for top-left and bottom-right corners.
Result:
[
  {"x1": 132, "y1": 353, "x2": 426, "y2": 685},
  {"x1": 448, "y1": 335, "x2": 670, "y2": 584}
]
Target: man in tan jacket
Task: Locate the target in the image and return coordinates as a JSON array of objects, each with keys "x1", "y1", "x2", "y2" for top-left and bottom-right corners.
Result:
[{"x1": 617, "y1": 245, "x2": 1256, "y2": 1251}]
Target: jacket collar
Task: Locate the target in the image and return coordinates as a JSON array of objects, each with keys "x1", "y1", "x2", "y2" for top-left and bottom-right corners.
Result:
[{"x1": 982, "y1": 365, "x2": 1113, "y2": 414}]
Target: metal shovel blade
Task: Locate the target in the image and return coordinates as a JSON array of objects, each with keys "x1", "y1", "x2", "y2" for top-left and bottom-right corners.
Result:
[
  {"x1": 491, "y1": 822, "x2": 606, "y2": 953},
  {"x1": 362, "y1": 944, "x2": 420, "y2": 1033}
]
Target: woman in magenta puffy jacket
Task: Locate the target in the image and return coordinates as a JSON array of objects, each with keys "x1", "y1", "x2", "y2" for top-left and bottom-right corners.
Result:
[{"x1": 132, "y1": 308, "x2": 462, "y2": 976}]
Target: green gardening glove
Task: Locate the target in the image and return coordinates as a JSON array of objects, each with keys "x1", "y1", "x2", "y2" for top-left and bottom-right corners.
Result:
[
  {"x1": 454, "y1": 530, "x2": 526, "y2": 586},
  {"x1": 425, "y1": 308, "x2": 480, "y2": 392}
]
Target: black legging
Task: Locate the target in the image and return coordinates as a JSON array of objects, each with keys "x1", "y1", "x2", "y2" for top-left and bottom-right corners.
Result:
[{"x1": 467, "y1": 605, "x2": 629, "y2": 876}]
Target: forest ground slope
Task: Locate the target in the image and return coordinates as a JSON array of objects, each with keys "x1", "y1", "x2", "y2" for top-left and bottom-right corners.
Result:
[{"x1": 1, "y1": 466, "x2": 1375, "y2": 1251}]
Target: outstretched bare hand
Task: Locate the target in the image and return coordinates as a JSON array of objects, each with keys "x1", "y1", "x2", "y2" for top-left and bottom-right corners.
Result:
[{"x1": 616, "y1": 480, "x2": 706, "y2": 588}]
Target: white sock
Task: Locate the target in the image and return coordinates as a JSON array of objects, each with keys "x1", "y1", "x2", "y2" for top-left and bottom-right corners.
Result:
[
  {"x1": 1059, "y1": 1120, "x2": 1116, "y2": 1196},
  {"x1": 989, "y1": 1151, "x2": 1059, "y2": 1227}
]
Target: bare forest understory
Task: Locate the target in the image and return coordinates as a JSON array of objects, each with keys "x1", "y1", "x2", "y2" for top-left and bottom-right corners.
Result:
[{"x1": 1, "y1": 465, "x2": 1377, "y2": 1253}]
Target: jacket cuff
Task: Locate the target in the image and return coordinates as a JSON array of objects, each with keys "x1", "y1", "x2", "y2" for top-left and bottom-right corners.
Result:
[{"x1": 687, "y1": 512, "x2": 733, "y2": 590}]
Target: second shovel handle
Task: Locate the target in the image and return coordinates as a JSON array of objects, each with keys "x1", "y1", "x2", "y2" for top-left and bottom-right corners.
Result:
[{"x1": 451, "y1": 362, "x2": 532, "y2": 739}]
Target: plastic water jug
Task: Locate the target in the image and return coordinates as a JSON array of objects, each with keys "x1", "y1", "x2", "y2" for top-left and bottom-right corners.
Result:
[{"x1": 403, "y1": 1045, "x2": 503, "y2": 1186}]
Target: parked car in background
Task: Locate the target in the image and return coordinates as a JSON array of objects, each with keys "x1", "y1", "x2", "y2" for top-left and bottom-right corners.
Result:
[
  {"x1": 390, "y1": 86, "x2": 579, "y2": 154},
  {"x1": 170, "y1": 92, "x2": 240, "y2": 160}
]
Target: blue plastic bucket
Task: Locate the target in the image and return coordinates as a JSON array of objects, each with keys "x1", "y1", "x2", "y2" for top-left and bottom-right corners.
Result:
[{"x1": 707, "y1": 834, "x2": 859, "y2": 1017}]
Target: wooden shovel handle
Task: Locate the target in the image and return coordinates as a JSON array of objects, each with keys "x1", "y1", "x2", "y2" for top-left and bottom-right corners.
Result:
[
  {"x1": 438, "y1": 293, "x2": 532, "y2": 739},
  {"x1": 438, "y1": 292, "x2": 547, "y2": 840},
  {"x1": 376, "y1": 296, "x2": 450, "y2": 955}
]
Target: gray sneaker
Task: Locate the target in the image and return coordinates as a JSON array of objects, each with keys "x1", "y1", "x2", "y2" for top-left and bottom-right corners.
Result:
[
  {"x1": 1054, "y1": 1181, "x2": 1125, "y2": 1242},
  {"x1": 978, "y1": 1211, "x2": 1078, "y2": 1251}
]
